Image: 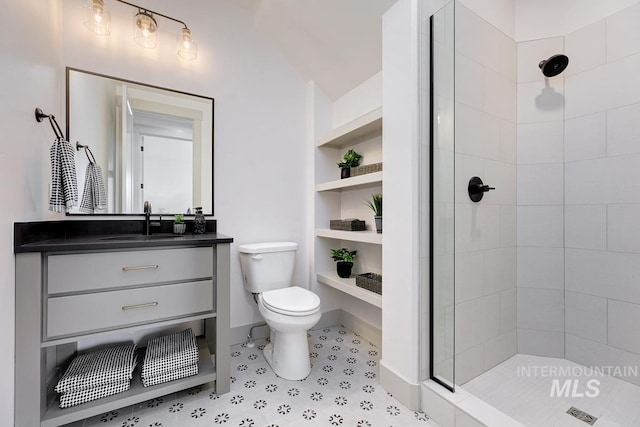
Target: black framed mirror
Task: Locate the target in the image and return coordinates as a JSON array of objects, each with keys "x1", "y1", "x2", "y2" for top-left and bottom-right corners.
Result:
[{"x1": 66, "y1": 67, "x2": 214, "y2": 215}]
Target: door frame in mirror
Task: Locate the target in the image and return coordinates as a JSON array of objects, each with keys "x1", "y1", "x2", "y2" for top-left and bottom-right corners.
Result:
[{"x1": 65, "y1": 67, "x2": 214, "y2": 216}]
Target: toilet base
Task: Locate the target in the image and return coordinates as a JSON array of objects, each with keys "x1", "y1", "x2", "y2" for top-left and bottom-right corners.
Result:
[
  {"x1": 262, "y1": 329, "x2": 313, "y2": 380},
  {"x1": 256, "y1": 292, "x2": 321, "y2": 381}
]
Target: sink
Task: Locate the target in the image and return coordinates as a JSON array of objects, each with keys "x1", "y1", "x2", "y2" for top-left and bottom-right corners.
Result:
[{"x1": 98, "y1": 234, "x2": 180, "y2": 241}]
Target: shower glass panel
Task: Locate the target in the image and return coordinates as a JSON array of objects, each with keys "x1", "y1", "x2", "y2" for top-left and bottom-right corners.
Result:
[{"x1": 429, "y1": 1, "x2": 455, "y2": 391}]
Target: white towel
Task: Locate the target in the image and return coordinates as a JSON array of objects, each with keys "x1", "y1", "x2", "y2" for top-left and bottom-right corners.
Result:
[
  {"x1": 49, "y1": 138, "x2": 78, "y2": 213},
  {"x1": 55, "y1": 343, "x2": 137, "y2": 394},
  {"x1": 142, "y1": 363, "x2": 198, "y2": 387},
  {"x1": 142, "y1": 329, "x2": 198, "y2": 381},
  {"x1": 80, "y1": 163, "x2": 107, "y2": 213},
  {"x1": 59, "y1": 381, "x2": 130, "y2": 408}
]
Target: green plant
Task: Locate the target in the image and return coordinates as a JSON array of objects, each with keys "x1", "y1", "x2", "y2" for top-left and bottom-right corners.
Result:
[
  {"x1": 365, "y1": 193, "x2": 382, "y2": 216},
  {"x1": 330, "y1": 248, "x2": 357, "y2": 263},
  {"x1": 174, "y1": 214, "x2": 184, "y2": 224},
  {"x1": 337, "y1": 149, "x2": 362, "y2": 169}
]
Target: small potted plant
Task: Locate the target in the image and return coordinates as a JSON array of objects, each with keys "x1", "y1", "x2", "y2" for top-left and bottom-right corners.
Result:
[
  {"x1": 365, "y1": 194, "x2": 382, "y2": 233},
  {"x1": 337, "y1": 149, "x2": 362, "y2": 179},
  {"x1": 331, "y1": 248, "x2": 357, "y2": 278},
  {"x1": 173, "y1": 214, "x2": 186, "y2": 234}
]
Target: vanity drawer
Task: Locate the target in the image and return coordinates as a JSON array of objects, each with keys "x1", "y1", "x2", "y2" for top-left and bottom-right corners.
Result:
[
  {"x1": 47, "y1": 247, "x2": 213, "y2": 294},
  {"x1": 46, "y1": 280, "x2": 214, "y2": 338}
]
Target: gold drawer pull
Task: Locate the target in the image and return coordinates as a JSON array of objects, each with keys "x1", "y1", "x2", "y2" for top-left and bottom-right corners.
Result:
[
  {"x1": 122, "y1": 302, "x2": 159, "y2": 311},
  {"x1": 122, "y1": 265, "x2": 159, "y2": 271}
]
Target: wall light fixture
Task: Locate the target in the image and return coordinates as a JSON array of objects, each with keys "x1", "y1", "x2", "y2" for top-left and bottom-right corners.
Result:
[{"x1": 83, "y1": 0, "x2": 198, "y2": 60}]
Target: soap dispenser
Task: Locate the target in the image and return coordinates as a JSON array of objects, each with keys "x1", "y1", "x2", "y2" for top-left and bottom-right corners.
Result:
[{"x1": 193, "y1": 207, "x2": 206, "y2": 234}]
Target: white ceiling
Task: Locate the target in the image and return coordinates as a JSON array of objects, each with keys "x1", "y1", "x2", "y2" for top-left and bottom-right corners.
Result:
[{"x1": 229, "y1": 0, "x2": 398, "y2": 100}]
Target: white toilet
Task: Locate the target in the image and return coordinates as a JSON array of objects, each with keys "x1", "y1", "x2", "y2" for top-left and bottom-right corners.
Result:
[{"x1": 238, "y1": 242, "x2": 321, "y2": 380}]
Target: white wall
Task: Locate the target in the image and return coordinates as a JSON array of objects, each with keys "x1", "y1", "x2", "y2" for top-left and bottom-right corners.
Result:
[
  {"x1": 0, "y1": 1, "x2": 63, "y2": 424},
  {"x1": 562, "y1": 3, "x2": 640, "y2": 386},
  {"x1": 331, "y1": 71, "x2": 382, "y2": 129},
  {"x1": 515, "y1": 0, "x2": 640, "y2": 41},
  {"x1": 515, "y1": 35, "x2": 566, "y2": 358},
  {"x1": 459, "y1": 0, "x2": 515, "y2": 39},
  {"x1": 61, "y1": 0, "x2": 309, "y2": 330},
  {"x1": 381, "y1": 0, "x2": 422, "y2": 409},
  {"x1": 419, "y1": 0, "x2": 515, "y2": 39}
]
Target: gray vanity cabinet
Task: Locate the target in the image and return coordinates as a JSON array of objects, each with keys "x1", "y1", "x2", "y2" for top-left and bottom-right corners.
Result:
[{"x1": 15, "y1": 243, "x2": 231, "y2": 427}]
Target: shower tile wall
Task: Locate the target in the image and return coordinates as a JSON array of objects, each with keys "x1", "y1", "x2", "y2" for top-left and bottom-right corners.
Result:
[
  {"x1": 515, "y1": 2, "x2": 640, "y2": 386},
  {"x1": 563, "y1": 3, "x2": 640, "y2": 386},
  {"x1": 515, "y1": 36, "x2": 566, "y2": 358},
  {"x1": 454, "y1": 3, "x2": 517, "y2": 385}
]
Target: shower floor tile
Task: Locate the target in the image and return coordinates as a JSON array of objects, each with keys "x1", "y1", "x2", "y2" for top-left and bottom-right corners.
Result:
[
  {"x1": 463, "y1": 354, "x2": 640, "y2": 427},
  {"x1": 79, "y1": 325, "x2": 435, "y2": 427}
]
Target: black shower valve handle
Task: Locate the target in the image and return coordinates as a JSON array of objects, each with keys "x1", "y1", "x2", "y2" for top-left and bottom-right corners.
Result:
[
  {"x1": 468, "y1": 176, "x2": 495, "y2": 202},
  {"x1": 478, "y1": 184, "x2": 495, "y2": 193}
]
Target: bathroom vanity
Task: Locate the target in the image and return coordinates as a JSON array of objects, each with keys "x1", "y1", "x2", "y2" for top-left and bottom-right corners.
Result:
[{"x1": 14, "y1": 221, "x2": 232, "y2": 427}]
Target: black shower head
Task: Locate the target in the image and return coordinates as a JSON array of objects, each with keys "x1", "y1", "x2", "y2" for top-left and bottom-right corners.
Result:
[{"x1": 539, "y1": 54, "x2": 569, "y2": 77}]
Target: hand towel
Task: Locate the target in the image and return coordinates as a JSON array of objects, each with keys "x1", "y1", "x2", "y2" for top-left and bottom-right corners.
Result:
[
  {"x1": 142, "y1": 363, "x2": 198, "y2": 387},
  {"x1": 49, "y1": 138, "x2": 78, "y2": 213},
  {"x1": 142, "y1": 328, "x2": 198, "y2": 381},
  {"x1": 80, "y1": 162, "x2": 107, "y2": 213},
  {"x1": 59, "y1": 381, "x2": 130, "y2": 408},
  {"x1": 55, "y1": 343, "x2": 137, "y2": 394}
]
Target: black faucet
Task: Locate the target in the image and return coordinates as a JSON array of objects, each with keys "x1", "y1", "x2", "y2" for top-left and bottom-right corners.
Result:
[{"x1": 143, "y1": 201, "x2": 162, "y2": 235}]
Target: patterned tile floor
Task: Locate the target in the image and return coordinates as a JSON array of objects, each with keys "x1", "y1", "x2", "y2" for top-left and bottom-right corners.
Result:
[{"x1": 74, "y1": 325, "x2": 436, "y2": 427}]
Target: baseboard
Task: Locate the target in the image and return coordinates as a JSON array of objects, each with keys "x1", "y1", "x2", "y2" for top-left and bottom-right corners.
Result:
[
  {"x1": 380, "y1": 362, "x2": 422, "y2": 411},
  {"x1": 230, "y1": 308, "x2": 381, "y2": 347},
  {"x1": 338, "y1": 310, "x2": 382, "y2": 348},
  {"x1": 314, "y1": 309, "x2": 343, "y2": 331}
]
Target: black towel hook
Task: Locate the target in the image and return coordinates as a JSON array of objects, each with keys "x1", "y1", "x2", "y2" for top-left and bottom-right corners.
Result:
[
  {"x1": 35, "y1": 107, "x2": 65, "y2": 140},
  {"x1": 76, "y1": 141, "x2": 96, "y2": 164}
]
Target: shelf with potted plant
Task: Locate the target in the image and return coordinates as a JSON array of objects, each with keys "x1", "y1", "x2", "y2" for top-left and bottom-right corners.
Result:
[
  {"x1": 319, "y1": 248, "x2": 382, "y2": 307},
  {"x1": 316, "y1": 171, "x2": 383, "y2": 192},
  {"x1": 314, "y1": 105, "x2": 383, "y2": 310}
]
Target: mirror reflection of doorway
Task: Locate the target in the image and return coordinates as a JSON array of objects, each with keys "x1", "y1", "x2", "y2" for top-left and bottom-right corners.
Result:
[
  {"x1": 131, "y1": 112, "x2": 194, "y2": 214},
  {"x1": 67, "y1": 68, "x2": 213, "y2": 215}
]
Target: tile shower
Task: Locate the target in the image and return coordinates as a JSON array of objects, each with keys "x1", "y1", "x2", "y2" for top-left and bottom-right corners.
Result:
[
  {"x1": 426, "y1": 0, "x2": 640, "y2": 424},
  {"x1": 517, "y1": 2, "x2": 640, "y2": 384}
]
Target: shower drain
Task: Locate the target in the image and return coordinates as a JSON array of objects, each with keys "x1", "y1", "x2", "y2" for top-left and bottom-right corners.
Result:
[{"x1": 566, "y1": 407, "x2": 597, "y2": 425}]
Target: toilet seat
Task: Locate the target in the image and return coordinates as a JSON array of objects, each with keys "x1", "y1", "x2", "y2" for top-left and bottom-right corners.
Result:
[{"x1": 261, "y1": 286, "x2": 320, "y2": 317}]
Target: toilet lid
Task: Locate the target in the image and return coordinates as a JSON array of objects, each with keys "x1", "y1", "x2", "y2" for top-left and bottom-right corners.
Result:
[{"x1": 262, "y1": 286, "x2": 320, "y2": 316}]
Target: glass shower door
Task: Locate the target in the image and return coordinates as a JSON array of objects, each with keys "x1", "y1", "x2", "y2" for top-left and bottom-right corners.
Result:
[{"x1": 429, "y1": 1, "x2": 455, "y2": 391}]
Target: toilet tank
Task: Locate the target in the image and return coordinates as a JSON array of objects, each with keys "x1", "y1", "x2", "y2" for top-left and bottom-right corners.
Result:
[{"x1": 238, "y1": 242, "x2": 298, "y2": 293}]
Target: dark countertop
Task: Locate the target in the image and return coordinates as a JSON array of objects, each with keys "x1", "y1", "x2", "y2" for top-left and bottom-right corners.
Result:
[{"x1": 14, "y1": 220, "x2": 233, "y2": 253}]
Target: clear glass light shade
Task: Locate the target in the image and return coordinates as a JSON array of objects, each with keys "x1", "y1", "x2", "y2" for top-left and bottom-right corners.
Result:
[
  {"x1": 83, "y1": 0, "x2": 110, "y2": 36},
  {"x1": 133, "y1": 11, "x2": 157, "y2": 49},
  {"x1": 177, "y1": 28, "x2": 198, "y2": 60}
]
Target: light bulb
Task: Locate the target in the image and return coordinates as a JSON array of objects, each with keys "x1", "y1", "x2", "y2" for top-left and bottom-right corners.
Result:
[
  {"x1": 83, "y1": 0, "x2": 110, "y2": 36},
  {"x1": 177, "y1": 28, "x2": 198, "y2": 60},
  {"x1": 133, "y1": 11, "x2": 157, "y2": 49}
]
